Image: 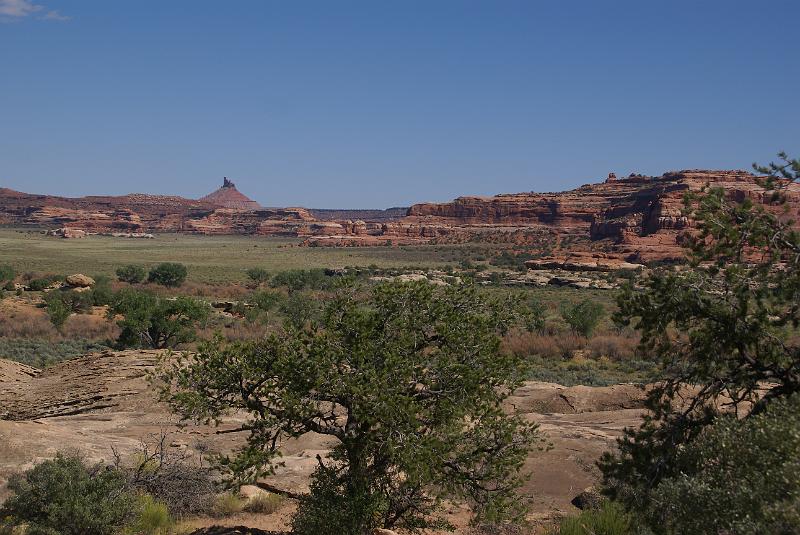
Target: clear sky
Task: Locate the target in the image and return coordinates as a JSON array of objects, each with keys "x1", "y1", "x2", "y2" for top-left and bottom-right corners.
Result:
[{"x1": 1, "y1": 1, "x2": 798, "y2": 208}]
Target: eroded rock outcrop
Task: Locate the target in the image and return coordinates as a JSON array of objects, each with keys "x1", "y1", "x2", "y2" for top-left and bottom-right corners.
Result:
[
  {"x1": 199, "y1": 178, "x2": 262, "y2": 210},
  {"x1": 0, "y1": 183, "x2": 309, "y2": 237},
  {"x1": 4, "y1": 170, "x2": 797, "y2": 262},
  {"x1": 305, "y1": 170, "x2": 800, "y2": 262}
]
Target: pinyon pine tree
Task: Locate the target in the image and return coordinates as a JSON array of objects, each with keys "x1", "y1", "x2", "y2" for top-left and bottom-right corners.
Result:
[
  {"x1": 600, "y1": 153, "x2": 800, "y2": 532},
  {"x1": 158, "y1": 282, "x2": 540, "y2": 535}
]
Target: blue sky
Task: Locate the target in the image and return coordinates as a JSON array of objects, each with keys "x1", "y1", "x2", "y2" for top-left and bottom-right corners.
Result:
[{"x1": 1, "y1": 1, "x2": 798, "y2": 208}]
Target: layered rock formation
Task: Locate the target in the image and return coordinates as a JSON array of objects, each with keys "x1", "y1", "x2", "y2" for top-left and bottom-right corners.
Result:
[
  {"x1": 3, "y1": 169, "x2": 797, "y2": 262},
  {"x1": 199, "y1": 177, "x2": 262, "y2": 210},
  {"x1": 0, "y1": 183, "x2": 309, "y2": 236},
  {"x1": 303, "y1": 170, "x2": 800, "y2": 261}
]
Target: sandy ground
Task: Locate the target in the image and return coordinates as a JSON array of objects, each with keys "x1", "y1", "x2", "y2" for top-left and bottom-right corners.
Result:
[{"x1": 0, "y1": 351, "x2": 647, "y2": 532}]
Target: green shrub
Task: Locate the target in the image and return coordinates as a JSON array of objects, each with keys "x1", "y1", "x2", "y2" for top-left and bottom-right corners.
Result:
[
  {"x1": 523, "y1": 298, "x2": 546, "y2": 333},
  {"x1": 44, "y1": 293, "x2": 71, "y2": 328},
  {"x1": 116, "y1": 265, "x2": 146, "y2": 284},
  {"x1": 251, "y1": 290, "x2": 282, "y2": 312},
  {"x1": 90, "y1": 275, "x2": 114, "y2": 306},
  {"x1": 0, "y1": 339, "x2": 110, "y2": 368},
  {"x1": 278, "y1": 291, "x2": 320, "y2": 328},
  {"x1": 44, "y1": 290, "x2": 94, "y2": 328},
  {"x1": 112, "y1": 289, "x2": 209, "y2": 349},
  {"x1": 270, "y1": 268, "x2": 333, "y2": 292},
  {"x1": 147, "y1": 263, "x2": 188, "y2": 287},
  {"x1": 0, "y1": 453, "x2": 136, "y2": 535},
  {"x1": 211, "y1": 493, "x2": 245, "y2": 517},
  {"x1": 561, "y1": 300, "x2": 604, "y2": 337},
  {"x1": 645, "y1": 394, "x2": 800, "y2": 534},
  {"x1": 490, "y1": 251, "x2": 536, "y2": 271},
  {"x1": 0, "y1": 265, "x2": 15, "y2": 284},
  {"x1": 245, "y1": 267, "x2": 270, "y2": 286},
  {"x1": 127, "y1": 495, "x2": 173, "y2": 535},
  {"x1": 556, "y1": 502, "x2": 633, "y2": 535},
  {"x1": 28, "y1": 275, "x2": 62, "y2": 291}
]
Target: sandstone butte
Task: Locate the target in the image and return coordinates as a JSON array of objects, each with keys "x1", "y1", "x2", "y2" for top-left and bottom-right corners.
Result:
[{"x1": 2, "y1": 170, "x2": 798, "y2": 262}]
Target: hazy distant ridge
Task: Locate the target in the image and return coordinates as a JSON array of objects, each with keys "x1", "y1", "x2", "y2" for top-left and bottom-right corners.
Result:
[{"x1": 308, "y1": 207, "x2": 409, "y2": 222}]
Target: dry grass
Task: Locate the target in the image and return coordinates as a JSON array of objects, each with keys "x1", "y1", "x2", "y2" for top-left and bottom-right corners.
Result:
[
  {"x1": 196, "y1": 316, "x2": 275, "y2": 342},
  {"x1": 504, "y1": 329, "x2": 638, "y2": 362},
  {"x1": 0, "y1": 229, "x2": 482, "y2": 284},
  {"x1": 0, "y1": 301, "x2": 58, "y2": 339},
  {"x1": 503, "y1": 330, "x2": 587, "y2": 360},
  {"x1": 61, "y1": 311, "x2": 119, "y2": 341},
  {"x1": 587, "y1": 334, "x2": 639, "y2": 361},
  {"x1": 0, "y1": 299, "x2": 117, "y2": 343},
  {"x1": 211, "y1": 493, "x2": 246, "y2": 518},
  {"x1": 243, "y1": 492, "x2": 284, "y2": 514}
]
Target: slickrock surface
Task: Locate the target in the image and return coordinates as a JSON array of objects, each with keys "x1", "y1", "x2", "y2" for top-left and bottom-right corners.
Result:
[
  {"x1": 0, "y1": 350, "x2": 649, "y2": 528},
  {"x1": 0, "y1": 359, "x2": 39, "y2": 385}
]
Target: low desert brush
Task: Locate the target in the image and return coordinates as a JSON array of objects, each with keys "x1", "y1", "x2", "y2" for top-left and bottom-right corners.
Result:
[
  {"x1": 243, "y1": 492, "x2": 284, "y2": 514},
  {"x1": 211, "y1": 493, "x2": 245, "y2": 517}
]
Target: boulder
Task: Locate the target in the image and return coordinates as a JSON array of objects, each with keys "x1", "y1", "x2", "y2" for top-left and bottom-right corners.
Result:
[
  {"x1": 65, "y1": 274, "x2": 95, "y2": 288},
  {"x1": 46, "y1": 227, "x2": 87, "y2": 239},
  {"x1": 571, "y1": 486, "x2": 603, "y2": 510},
  {"x1": 238, "y1": 484, "x2": 267, "y2": 499}
]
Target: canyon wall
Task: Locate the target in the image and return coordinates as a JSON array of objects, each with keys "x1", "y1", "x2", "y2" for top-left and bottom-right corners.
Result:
[{"x1": 3, "y1": 169, "x2": 797, "y2": 262}]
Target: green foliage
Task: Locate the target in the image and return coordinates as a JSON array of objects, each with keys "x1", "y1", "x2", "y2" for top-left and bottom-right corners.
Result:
[
  {"x1": 600, "y1": 153, "x2": 800, "y2": 530},
  {"x1": 525, "y1": 355, "x2": 655, "y2": 387},
  {"x1": 490, "y1": 251, "x2": 537, "y2": 272},
  {"x1": 127, "y1": 495, "x2": 173, "y2": 535},
  {"x1": 116, "y1": 264, "x2": 147, "y2": 284},
  {"x1": 240, "y1": 290, "x2": 284, "y2": 323},
  {"x1": 147, "y1": 263, "x2": 188, "y2": 287},
  {"x1": 277, "y1": 291, "x2": 320, "y2": 329},
  {"x1": 44, "y1": 293, "x2": 70, "y2": 328},
  {"x1": 89, "y1": 275, "x2": 114, "y2": 306},
  {"x1": 159, "y1": 282, "x2": 539, "y2": 534},
  {"x1": 561, "y1": 300, "x2": 604, "y2": 337},
  {"x1": 116, "y1": 264, "x2": 146, "y2": 284},
  {"x1": 44, "y1": 290, "x2": 95, "y2": 328},
  {"x1": 647, "y1": 395, "x2": 800, "y2": 535},
  {"x1": 47, "y1": 289, "x2": 93, "y2": 313},
  {"x1": 0, "y1": 453, "x2": 136, "y2": 535},
  {"x1": 269, "y1": 268, "x2": 335, "y2": 292},
  {"x1": 245, "y1": 267, "x2": 270, "y2": 285},
  {"x1": 0, "y1": 265, "x2": 15, "y2": 283},
  {"x1": 250, "y1": 290, "x2": 282, "y2": 311},
  {"x1": 0, "y1": 339, "x2": 110, "y2": 368},
  {"x1": 752, "y1": 150, "x2": 800, "y2": 184},
  {"x1": 555, "y1": 502, "x2": 633, "y2": 535},
  {"x1": 111, "y1": 289, "x2": 209, "y2": 349},
  {"x1": 28, "y1": 275, "x2": 62, "y2": 292},
  {"x1": 44, "y1": 290, "x2": 93, "y2": 329},
  {"x1": 292, "y1": 465, "x2": 396, "y2": 535},
  {"x1": 523, "y1": 298, "x2": 546, "y2": 333}
]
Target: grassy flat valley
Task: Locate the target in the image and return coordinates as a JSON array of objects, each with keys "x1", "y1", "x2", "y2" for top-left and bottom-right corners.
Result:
[{"x1": 0, "y1": 228, "x2": 495, "y2": 283}]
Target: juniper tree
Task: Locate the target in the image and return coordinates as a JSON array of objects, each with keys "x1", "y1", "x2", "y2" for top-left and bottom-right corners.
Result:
[{"x1": 111, "y1": 289, "x2": 209, "y2": 349}]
